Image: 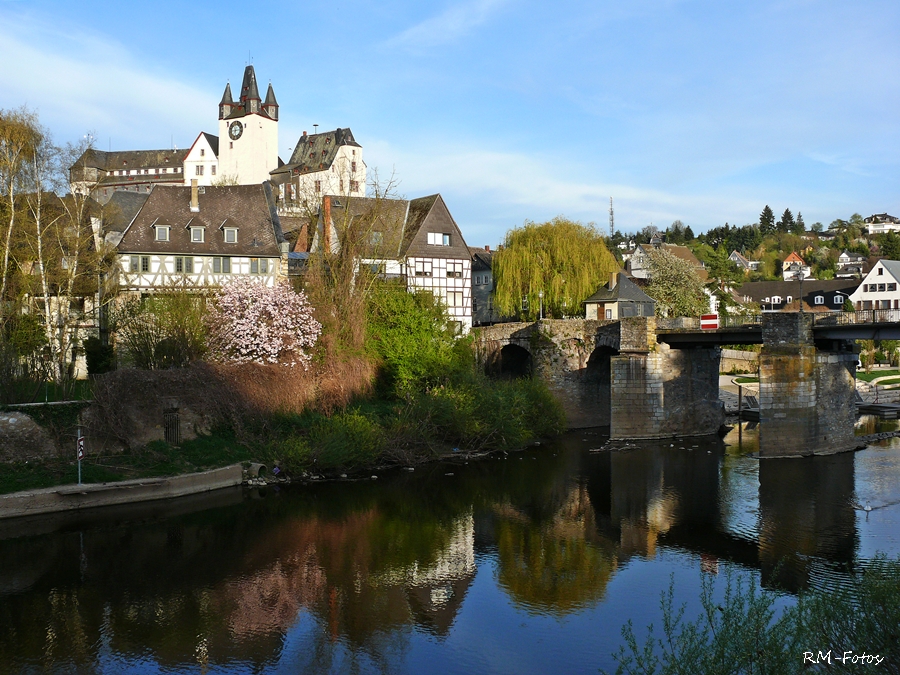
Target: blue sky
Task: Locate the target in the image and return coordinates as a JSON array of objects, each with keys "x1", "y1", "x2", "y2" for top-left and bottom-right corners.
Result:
[{"x1": 1, "y1": 0, "x2": 898, "y2": 246}]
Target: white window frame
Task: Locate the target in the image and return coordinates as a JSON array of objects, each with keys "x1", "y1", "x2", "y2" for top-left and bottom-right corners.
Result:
[
  {"x1": 427, "y1": 232, "x2": 451, "y2": 246},
  {"x1": 191, "y1": 227, "x2": 204, "y2": 243},
  {"x1": 224, "y1": 228, "x2": 238, "y2": 243},
  {"x1": 414, "y1": 260, "x2": 432, "y2": 277},
  {"x1": 814, "y1": 295, "x2": 824, "y2": 305},
  {"x1": 447, "y1": 261, "x2": 463, "y2": 278},
  {"x1": 155, "y1": 226, "x2": 170, "y2": 242},
  {"x1": 447, "y1": 290, "x2": 464, "y2": 307}
]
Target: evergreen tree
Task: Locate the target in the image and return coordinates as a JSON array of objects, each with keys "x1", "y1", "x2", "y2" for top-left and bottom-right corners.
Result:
[
  {"x1": 684, "y1": 225, "x2": 695, "y2": 241},
  {"x1": 792, "y1": 212, "x2": 805, "y2": 235},
  {"x1": 776, "y1": 208, "x2": 795, "y2": 233},
  {"x1": 759, "y1": 206, "x2": 775, "y2": 235}
]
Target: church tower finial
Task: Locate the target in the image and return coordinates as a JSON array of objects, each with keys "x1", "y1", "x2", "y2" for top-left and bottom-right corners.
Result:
[
  {"x1": 240, "y1": 65, "x2": 261, "y2": 114},
  {"x1": 263, "y1": 82, "x2": 279, "y2": 121},
  {"x1": 219, "y1": 82, "x2": 235, "y2": 120}
]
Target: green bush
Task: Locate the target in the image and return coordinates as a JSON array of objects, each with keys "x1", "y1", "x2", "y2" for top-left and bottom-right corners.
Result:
[
  {"x1": 607, "y1": 556, "x2": 900, "y2": 675},
  {"x1": 309, "y1": 411, "x2": 385, "y2": 469}
]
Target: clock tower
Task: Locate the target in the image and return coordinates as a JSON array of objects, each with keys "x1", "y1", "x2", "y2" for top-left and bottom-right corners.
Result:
[{"x1": 217, "y1": 66, "x2": 279, "y2": 185}]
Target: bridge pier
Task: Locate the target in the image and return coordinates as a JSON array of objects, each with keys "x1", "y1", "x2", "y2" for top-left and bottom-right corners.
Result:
[
  {"x1": 610, "y1": 318, "x2": 724, "y2": 440},
  {"x1": 758, "y1": 313, "x2": 859, "y2": 457}
]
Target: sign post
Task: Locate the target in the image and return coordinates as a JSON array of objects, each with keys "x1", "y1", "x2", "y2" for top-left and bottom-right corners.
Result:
[{"x1": 76, "y1": 427, "x2": 85, "y2": 485}]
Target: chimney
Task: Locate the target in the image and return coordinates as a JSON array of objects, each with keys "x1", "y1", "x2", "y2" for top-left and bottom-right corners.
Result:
[
  {"x1": 484, "y1": 245, "x2": 490, "y2": 252},
  {"x1": 610, "y1": 272, "x2": 618, "y2": 288},
  {"x1": 190, "y1": 179, "x2": 199, "y2": 212},
  {"x1": 323, "y1": 196, "x2": 332, "y2": 252}
]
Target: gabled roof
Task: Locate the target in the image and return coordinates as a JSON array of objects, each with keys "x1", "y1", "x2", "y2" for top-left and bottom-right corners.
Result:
[
  {"x1": 729, "y1": 250, "x2": 751, "y2": 266},
  {"x1": 313, "y1": 194, "x2": 469, "y2": 261},
  {"x1": 118, "y1": 184, "x2": 281, "y2": 256},
  {"x1": 584, "y1": 272, "x2": 655, "y2": 305},
  {"x1": 737, "y1": 279, "x2": 858, "y2": 303},
  {"x1": 783, "y1": 251, "x2": 806, "y2": 264},
  {"x1": 470, "y1": 247, "x2": 493, "y2": 272},
  {"x1": 100, "y1": 191, "x2": 149, "y2": 233},
  {"x1": 874, "y1": 259, "x2": 900, "y2": 281},
  {"x1": 272, "y1": 128, "x2": 361, "y2": 177}
]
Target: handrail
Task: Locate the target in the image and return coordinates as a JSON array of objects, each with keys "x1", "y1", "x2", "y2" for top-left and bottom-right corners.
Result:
[{"x1": 659, "y1": 310, "x2": 900, "y2": 331}]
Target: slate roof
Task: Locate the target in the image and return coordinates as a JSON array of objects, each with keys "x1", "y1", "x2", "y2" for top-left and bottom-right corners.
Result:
[
  {"x1": 200, "y1": 132, "x2": 219, "y2": 157},
  {"x1": 314, "y1": 194, "x2": 469, "y2": 260},
  {"x1": 74, "y1": 148, "x2": 189, "y2": 172},
  {"x1": 272, "y1": 128, "x2": 361, "y2": 177},
  {"x1": 864, "y1": 213, "x2": 900, "y2": 224},
  {"x1": 100, "y1": 191, "x2": 149, "y2": 233},
  {"x1": 737, "y1": 279, "x2": 858, "y2": 303},
  {"x1": 118, "y1": 184, "x2": 282, "y2": 256},
  {"x1": 584, "y1": 272, "x2": 654, "y2": 304},
  {"x1": 470, "y1": 247, "x2": 493, "y2": 272}
]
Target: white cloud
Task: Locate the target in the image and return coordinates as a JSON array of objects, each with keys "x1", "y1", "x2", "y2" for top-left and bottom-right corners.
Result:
[
  {"x1": 385, "y1": 0, "x2": 511, "y2": 50},
  {"x1": 0, "y1": 12, "x2": 211, "y2": 148},
  {"x1": 365, "y1": 137, "x2": 762, "y2": 239}
]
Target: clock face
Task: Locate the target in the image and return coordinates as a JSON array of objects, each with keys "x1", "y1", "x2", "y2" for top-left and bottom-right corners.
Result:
[{"x1": 229, "y1": 121, "x2": 243, "y2": 140}]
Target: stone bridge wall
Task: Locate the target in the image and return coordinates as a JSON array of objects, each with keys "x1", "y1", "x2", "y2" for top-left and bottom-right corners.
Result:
[{"x1": 476, "y1": 318, "x2": 723, "y2": 437}]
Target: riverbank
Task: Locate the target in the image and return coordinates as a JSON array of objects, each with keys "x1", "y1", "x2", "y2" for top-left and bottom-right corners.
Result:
[{"x1": 0, "y1": 464, "x2": 243, "y2": 520}]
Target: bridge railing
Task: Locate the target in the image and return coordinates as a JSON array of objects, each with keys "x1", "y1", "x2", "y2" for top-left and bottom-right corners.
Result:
[
  {"x1": 656, "y1": 314, "x2": 762, "y2": 331},
  {"x1": 812, "y1": 309, "x2": 900, "y2": 325}
]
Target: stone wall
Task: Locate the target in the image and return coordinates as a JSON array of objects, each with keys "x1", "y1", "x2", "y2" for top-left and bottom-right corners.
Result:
[
  {"x1": 610, "y1": 344, "x2": 723, "y2": 439},
  {"x1": 758, "y1": 313, "x2": 859, "y2": 457}
]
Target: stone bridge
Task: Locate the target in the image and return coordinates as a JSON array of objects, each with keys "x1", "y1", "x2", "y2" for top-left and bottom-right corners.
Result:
[{"x1": 474, "y1": 313, "x2": 859, "y2": 458}]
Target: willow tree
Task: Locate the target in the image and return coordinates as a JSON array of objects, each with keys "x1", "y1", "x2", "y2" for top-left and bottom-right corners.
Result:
[{"x1": 493, "y1": 217, "x2": 618, "y2": 320}]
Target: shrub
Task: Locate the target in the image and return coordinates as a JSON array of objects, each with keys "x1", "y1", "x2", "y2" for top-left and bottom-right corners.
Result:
[
  {"x1": 84, "y1": 336, "x2": 115, "y2": 374},
  {"x1": 309, "y1": 411, "x2": 385, "y2": 469}
]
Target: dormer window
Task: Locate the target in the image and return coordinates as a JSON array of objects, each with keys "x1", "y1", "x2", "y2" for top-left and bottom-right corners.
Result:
[
  {"x1": 155, "y1": 226, "x2": 170, "y2": 242},
  {"x1": 191, "y1": 227, "x2": 205, "y2": 243},
  {"x1": 224, "y1": 228, "x2": 238, "y2": 243}
]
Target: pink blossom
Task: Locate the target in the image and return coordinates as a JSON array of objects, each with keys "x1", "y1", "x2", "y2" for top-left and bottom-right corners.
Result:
[{"x1": 207, "y1": 278, "x2": 321, "y2": 367}]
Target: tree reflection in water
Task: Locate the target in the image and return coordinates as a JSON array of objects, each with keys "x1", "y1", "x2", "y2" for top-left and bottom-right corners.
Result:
[{"x1": 0, "y1": 428, "x2": 892, "y2": 673}]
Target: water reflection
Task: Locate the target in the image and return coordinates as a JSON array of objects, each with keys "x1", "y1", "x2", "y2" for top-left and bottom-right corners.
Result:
[{"x1": 1, "y1": 428, "x2": 897, "y2": 673}]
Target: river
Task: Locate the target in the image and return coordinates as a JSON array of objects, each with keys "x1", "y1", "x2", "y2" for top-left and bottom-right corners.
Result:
[{"x1": 2, "y1": 420, "x2": 900, "y2": 674}]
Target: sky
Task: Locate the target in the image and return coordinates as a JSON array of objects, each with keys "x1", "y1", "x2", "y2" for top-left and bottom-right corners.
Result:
[{"x1": 1, "y1": 0, "x2": 898, "y2": 246}]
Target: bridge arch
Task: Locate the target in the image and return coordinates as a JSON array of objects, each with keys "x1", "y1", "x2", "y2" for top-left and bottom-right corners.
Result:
[{"x1": 486, "y1": 343, "x2": 533, "y2": 378}]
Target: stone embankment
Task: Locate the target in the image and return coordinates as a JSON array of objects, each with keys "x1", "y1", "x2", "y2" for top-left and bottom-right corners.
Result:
[{"x1": 0, "y1": 464, "x2": 243, "y2": 520}]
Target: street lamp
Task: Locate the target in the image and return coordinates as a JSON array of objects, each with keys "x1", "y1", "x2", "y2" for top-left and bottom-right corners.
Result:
[
  {"x1": 539, "y1": 290, "x2": 544, "y2": 320},
  {"x1": 795, "y1": 269, "x2": 805, "y2": 313}
]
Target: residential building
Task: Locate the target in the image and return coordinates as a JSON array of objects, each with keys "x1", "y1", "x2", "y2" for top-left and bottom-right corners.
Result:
[
  {"x1": 864, "y1": 213, "x2": 900, "y2": 235},
  {"x1": 115, "y1": 181, "x2": 285, "y2": 292},
  {"x1": 627, "y1": 242, "x2": 707, "y2": 280},
  {"x1": 849, "y1": 259, "x2": 900, "y2": 310},
  {"x1": 584, "y1": 272, "x2": 655, "y2": 320},
  {"x1": 311, "y1": 194, "x2": 473, "y2": 331},
  {"x1": 728, "y1": 250, "x2": 760, "y2": 272},
  {"x1": 471, "y1": 246, "x2": 506, "y2": 326},
  {"x1": 182, "y1": 133, "x2": 220, "y2": 187},
  {"x1": 270, "y1": 128, "x2": 366, "y2": 209},
  {"x1": 781, "y1": 251, "x2": 811, "y2": 280},
  {"x1": 837, "y1": 250, "x2": 866, "y2": 269},
  {"x1": 737, "y1": 279, "x2": 857, "y2": 312}
]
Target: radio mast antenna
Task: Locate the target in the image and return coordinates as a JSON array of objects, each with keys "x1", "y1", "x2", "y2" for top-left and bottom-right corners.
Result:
[{"x1": 609, "y1": 197, "x2": 614, "y2": 238}]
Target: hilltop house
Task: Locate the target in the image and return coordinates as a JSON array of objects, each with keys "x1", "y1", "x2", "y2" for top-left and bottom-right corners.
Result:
[
  {"x1": 728, "y1": 250, "x2": 760, "y2": 272},
  {"x1": 115, "y1": 181, "x2": 285, "y2": 292},
  {"x1": 781, "y1": 252, "x2": 811, "y2": 280},
  {"x1": 584, "y1": 272, "x2": 656, "y2": 319},
  {"x1": 311, "y1": 194, "x2": 473, "y2": 331},
  {"x1": 865, "y1": 214, "x2": 900, "y2": 235},
  {"x1": 849, "y1": 260, "x2": 900, "y2": 310},
  {"x1": 627, "y1": 242, "x2": 707, "y2": 280}
]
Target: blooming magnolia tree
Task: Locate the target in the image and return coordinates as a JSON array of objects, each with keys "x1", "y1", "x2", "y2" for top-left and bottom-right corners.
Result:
[{"x1": 207, "y1": 278, "x2": 321, "y2": 367}]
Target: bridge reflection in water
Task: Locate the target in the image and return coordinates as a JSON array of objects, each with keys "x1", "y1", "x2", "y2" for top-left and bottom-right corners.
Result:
[{"x1": 0, "y1": 428, "x2": 895, "y2": 673}]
